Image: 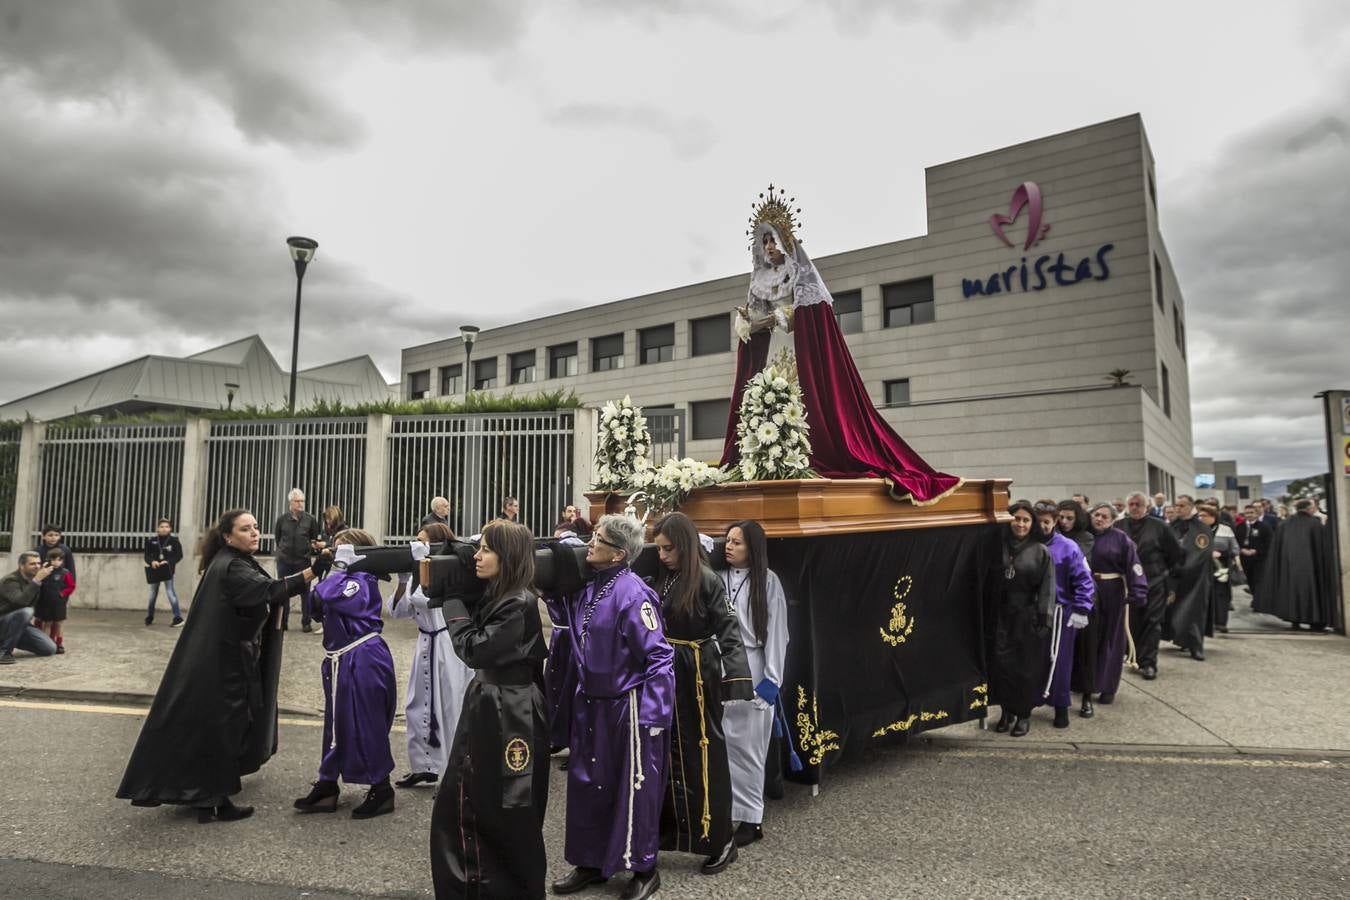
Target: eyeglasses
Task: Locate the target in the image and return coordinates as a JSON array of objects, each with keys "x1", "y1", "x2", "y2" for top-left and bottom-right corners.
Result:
[{"x1": 589, "y1": 534, "x2": 622, "y2": 551}]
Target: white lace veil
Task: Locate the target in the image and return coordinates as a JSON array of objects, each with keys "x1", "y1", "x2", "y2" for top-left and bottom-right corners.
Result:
[{"x1": 748, "y1": 221, "x2": 833, "y2": 308}]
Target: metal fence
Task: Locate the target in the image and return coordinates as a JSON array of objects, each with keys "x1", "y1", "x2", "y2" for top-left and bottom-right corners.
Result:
[
  {"x1": 386, "y1": 411, "x2": 575, "y2": 541},
  {"x1": 0, "y1": 423, "x2": 20, "y2": 551},
  {"x1": 643, "y1": 408, "x2": 686, "y2": 464},
  {"x1": 35, "y1": 424, "x2": 185, "y2": 552},
  {"x1": 204, "y1": 419, "x2": 366, "y2": 552}
]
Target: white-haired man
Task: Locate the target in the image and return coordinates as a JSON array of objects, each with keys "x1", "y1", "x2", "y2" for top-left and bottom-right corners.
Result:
[
  {"x1": 274, "y1": 488, "x2": 321, "y2": 632},
  {"x1": 420, "y1": 496, "x2": 450, "y2": 530},
  {"x1": 1115, "y1": 492, "x2": 1184, "y2": 680}
]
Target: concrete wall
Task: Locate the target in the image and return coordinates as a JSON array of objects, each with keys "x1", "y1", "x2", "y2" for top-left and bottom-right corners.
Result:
[{"x1": 58, "y1": 554, "x2": 288, "y2": 612}]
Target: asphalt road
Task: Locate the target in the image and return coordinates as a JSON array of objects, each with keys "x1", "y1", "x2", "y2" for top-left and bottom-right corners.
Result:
[{"x1": 1, "y1": 701, "x2": 1346, "y2": 899}]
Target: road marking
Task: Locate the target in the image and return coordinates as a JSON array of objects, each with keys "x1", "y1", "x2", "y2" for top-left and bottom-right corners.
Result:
[
  {"x1": 0, "y1": 699, "x2": 407, "y2": 733},
  {"x1": 930, "y1": 746, "x2": 1350, "y2": 769}
]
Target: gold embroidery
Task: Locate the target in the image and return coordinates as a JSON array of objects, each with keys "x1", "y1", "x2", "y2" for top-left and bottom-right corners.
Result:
[
  {"x1": 504, "y1": 737, "x2": 530, "y2": 773},
  {"x1": 871, "y1": 709, "x2": 949, "y2": 738},
  {"x1": 795, "y1": 685, "x2": 840, "y2": 766},
  {"x1": 969, "y1": 682, "x2": 989, "y2": 710},
  {"x1": 879, "y1": 576, "x2": 916, "y2": 646}
]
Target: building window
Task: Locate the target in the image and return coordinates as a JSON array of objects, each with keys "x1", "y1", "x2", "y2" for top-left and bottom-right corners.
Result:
[
  {"x1": 1154, "y1": 255, "x2": 1164, "y2": 311},
  {"x1": 639, "y1": 324, "x2": 675, "y2": 365},
  {"x1": 882, "y1": 278, "x2": 935, "y2": 328},
  {"x1": 548, "y1": 342, "x2": 578, "y2": 378},
  {"x1": 883, "y1": 378, "x2": 911, "y2": 407},
  {"x1": 690, "y1": 314, "x2": 730, "y2": 357},
  {"x1": 1147, "y1": 170, "x2": 1157, "y2": 213},
  {"x1": 690, "y1": 398, "x2": 730, "y2": 441},
  {"x1": 438, "y1": 364, "x2": 462, "y2": 395},
  {"x1": 592, "y1": 333, "x2": 625, "y2": 372},
  {"x1": 473, "y1": 358, "x2": 498, "y2": 390},
  {"x1": 408, "y1": 370, "x2": 430, "y2": 400},
  {"x1": 509, "y1": 350, "x2": 536, "y2": 385},
  {"x1": 1172, "y1": 304, "x2": 1186, "y2": 358},
  {"x1": 1160, "y1": 361, "x2": 1171, "y2": 418},
  {"x1": 833, "y1": 290, "x2": 863, "y2": 334}
]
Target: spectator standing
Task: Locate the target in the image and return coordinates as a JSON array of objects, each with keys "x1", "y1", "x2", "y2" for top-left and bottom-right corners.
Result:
[
  {"x1": 1255, "y1": 499, "x2": 1341, "y2": 633},
  {"x1": 0, "y1": 552, "x2": 59, "y2": 664},
  {"x1": 420, "y1": 497, "x2": 450, "y2": 531},
  {"x1": 144, "y1": 518, "x2": 185, "y2": 627},
  {"x1": 32, "y1": 549, "x2": 75, "y2": 653},
  {"x1": 500, "y1": 495, "x2": 519, "y2": 522},
  {"x1": 1150, "y1": 494, "x2": 1167, "y2": 519},
  {"x1": 274, "y1": 488, "x2": 321, "y2": 633}
]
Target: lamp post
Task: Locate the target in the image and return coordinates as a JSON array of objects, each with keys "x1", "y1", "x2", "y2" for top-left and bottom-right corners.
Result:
[
  {"x1": 224, "y1": 382, "x2": 240, "y2": 410},
  {"x1": 285, "y1": 236, "x2": 319, "y2": 414},
  {"x1": 459, "y1": 325, "x2": 480, "y2": 396}
]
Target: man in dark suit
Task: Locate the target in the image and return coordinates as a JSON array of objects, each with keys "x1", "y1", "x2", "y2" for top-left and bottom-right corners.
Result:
[
  {"x1": 1149, "y1": 493, "x2": 1168, "y2": 519},
  {"x1": 1259, "y1": 499, "x2": 1280, "y2": 529},
  {"x1": 1237, "y1": 503, "x2": 1274, "y2": 606}
]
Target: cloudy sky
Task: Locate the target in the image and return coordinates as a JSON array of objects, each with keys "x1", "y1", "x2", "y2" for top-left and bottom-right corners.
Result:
[{"x1": 1, "y1": 0, "x2": 1347, "y2": 478}]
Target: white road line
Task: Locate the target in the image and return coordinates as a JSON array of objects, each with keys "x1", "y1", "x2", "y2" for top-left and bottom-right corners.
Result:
[{"x1": 0, "y1": 699, "x2": 407, "y2": 733}]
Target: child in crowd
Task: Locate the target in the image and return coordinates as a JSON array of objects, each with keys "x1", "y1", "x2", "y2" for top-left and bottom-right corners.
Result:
[{"x1": 32, "y1": 548, "x2": 75, "y2": 654}]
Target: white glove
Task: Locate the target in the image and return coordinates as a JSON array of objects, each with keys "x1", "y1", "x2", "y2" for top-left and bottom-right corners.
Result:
[
  {"x1": 1068, "y1": 613, "x2": 1089, "y2": 630},
  {"x1": 410, "y1": 540, "x2": 431, "y2": 562},
  {"x1": 752, "y1": 697, "x2": 771, "y2": 712},
  {"x1": 733, "y1": 310, "x2": 752, "y2": 344},
  {"x1": 649, "y1": 727, "x2": 664, "y2": 737}
]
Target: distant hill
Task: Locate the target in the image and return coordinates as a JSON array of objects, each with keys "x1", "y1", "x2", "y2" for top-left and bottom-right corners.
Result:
[{"x1": 1263, "y1": 478, "x2": 1297, "y2": 498}]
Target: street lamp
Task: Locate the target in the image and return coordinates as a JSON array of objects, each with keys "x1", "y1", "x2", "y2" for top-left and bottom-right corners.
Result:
[
  {"x1": 459, "y1": 324, "x2": 479, "y2": 395},
  {"x1": 285, "y1": 236, "x2": 319, "y2": 414}
]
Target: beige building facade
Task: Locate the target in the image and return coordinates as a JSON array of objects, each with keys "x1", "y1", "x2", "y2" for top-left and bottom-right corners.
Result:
[{"x1": 401, "y1": 114, "x2": 1195, "y2": 503}]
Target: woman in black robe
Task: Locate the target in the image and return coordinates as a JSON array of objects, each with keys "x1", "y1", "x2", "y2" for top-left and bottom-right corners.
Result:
[
  {"x1": 1058, "y1": 500, "x2": 1099, "y2": 719},
  {"x1": 117, "y1": 508, "x2": 325, "y2": 823},
  {"x1": 649, "y1": 512, "x2": 752, "y2": 875},
  {"x1": 990, "y1": 501, "x2": 1057, "y2": 738},
  {"x1": 430, "y1": 519, "x2": 550, "y2": 899},
  {"x1": 1165, "y1": 498, "x2": 1215, "y2": 661}
]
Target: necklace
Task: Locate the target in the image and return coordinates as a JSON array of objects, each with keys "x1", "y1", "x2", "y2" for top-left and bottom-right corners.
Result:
[
  {"x1": 659, "y1": 571, "x2": 679, "y2": 600},
  {"x1": 580, "y1": 574, "x2": 621, "y2": 646}
]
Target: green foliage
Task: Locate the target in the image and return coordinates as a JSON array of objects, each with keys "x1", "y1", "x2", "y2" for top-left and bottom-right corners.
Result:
[
  {"x1": 1104, "y1": 368, "x2": 1132, "y2": 387},
  {"x1": 1280, "y1": 474, "x2": 1327, "y2": 503}
]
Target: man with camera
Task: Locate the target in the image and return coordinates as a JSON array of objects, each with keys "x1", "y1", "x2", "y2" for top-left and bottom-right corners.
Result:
[{"x1": 0, "y1": 552, "x2": 60, "y2": 664}]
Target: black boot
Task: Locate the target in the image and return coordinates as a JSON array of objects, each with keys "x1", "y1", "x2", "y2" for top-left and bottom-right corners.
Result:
[
  {"x1": 1010, "y1": 717, "x2": 1030, "y2": 737},
  {"x1": 1079, "y1": 697, "x2": 1095, "y2": 719},
  {"x1": 701, "y1": 837, "x2": 738, "y2": 874},
  {"x1": 619, "y1": 869, "x2": 660, "y2": 900},
  {"x1": 994, "y1": 709, "x2": 1015, "y2": 733},
  {"x1": 198, "y1": 797, "x2": 254, "y2": 823},
  {"x1": 352, "y1": 781, "x2": 395, "y2": 819},
  {"x1": 734, "y1": 821, "x2": 763, "y2": 846},
  {"x1": 1098, "y1": 692, "x2": 1115, "y2": 705},
  {"x1": 1189, "y1": 646, "x2": 1205, "y2": 661},
  {"x1": 294, "y1": 780, "x2": 340, "y2": 813},
  {"x1": 1053, "y1": 706, "x2": 1070, "y2": 729},
  {"x1": 552, "y1": 866, "x2": 607, "y2": 894}
]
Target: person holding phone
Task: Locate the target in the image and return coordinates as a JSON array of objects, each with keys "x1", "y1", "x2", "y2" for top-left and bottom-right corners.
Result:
[{"x1": 0, "y1": 552, "x2": 59, "y2": 664}]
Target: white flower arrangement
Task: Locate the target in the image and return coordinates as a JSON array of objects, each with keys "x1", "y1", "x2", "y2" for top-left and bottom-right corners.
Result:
[
  {"x1": 630, "y1": 456, "x2": 728, "y2": 517},
  {"x1": 592, "y1": 395, "x2": 652, "y2": 491},
  {"x1": 734, "y1": 350, "x2": 814, "y2": 481}
]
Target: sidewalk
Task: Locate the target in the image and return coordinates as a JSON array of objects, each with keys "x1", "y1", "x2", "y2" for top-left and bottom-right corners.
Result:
[{"x1": 3, "y1": 589, "x2": 1346, "y2": 755}]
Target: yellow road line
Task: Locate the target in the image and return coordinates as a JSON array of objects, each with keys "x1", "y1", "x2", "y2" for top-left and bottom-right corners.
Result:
[{"x1": 0, "y1": 699, "x2": 407, "y2": 733}]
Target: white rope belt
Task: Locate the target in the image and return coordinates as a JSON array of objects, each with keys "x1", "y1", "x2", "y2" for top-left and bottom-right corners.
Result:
[
  {"x1": 1043, "y1": 606, "x2": 1064, "y2": 700},
  {"x1": 324, "y1": 631, "x2": 380, "y2": 751},
  {"x1": 1093, "y1": 572, "x2": 1122, "y2": 580},
  {"x1": 623, "y1": 687, "x2": 646, "y2": 870}
]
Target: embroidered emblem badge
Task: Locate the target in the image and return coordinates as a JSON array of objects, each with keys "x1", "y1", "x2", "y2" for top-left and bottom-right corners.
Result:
[
  {"x1": 1132, "y1": 563, "x2": 1144, "y2": 577},
  {"x1": 640, "y1": 601, "x2": 658, "y2": 631},
  {"x1": 505, "y1": 737, "x2": 530, "y2": 773},
  {"x1": 1195, "y1": 534, "x2": 1211, "y2": 550},
  {"x1": 342, "y1": 579, "x2": 360, "y2": 597}
]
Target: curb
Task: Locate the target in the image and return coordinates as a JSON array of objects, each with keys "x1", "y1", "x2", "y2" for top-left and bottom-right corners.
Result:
[{"x1": 0, "y1": 684, "x2": 322, "y2": 719}]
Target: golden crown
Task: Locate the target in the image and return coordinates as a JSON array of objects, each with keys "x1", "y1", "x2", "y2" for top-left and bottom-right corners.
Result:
[{"x1": 746, "y1": 184, "x2": 801, "y2": 252}]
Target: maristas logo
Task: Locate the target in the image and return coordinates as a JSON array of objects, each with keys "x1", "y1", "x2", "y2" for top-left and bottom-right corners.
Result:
[{"x1": 962, "y1": 180, "x2": 1114, "y2": 299}]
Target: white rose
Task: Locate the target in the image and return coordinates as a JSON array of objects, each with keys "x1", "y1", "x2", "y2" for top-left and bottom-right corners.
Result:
[
  {"x1": 773, "y1": 376, "x2": 789, "y2": 390},
  {"x1": 764, "y1": 391, "x2": 776, "y2": 404},
  {"x1": 772, "y1": 413, "x2": 785, "y2": 426}
]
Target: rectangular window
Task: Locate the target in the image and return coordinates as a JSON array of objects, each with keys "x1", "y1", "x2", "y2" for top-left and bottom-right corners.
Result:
[
  {"x1": 833, "y1": 290, "x2": 863, "y2": 334},
  {"x1": 438, "y1": 364, "x2": 462, "y2": 395},
  {"x1": 473, "y1": 358, "x2": 498, "y2": 390},
  {"x1": 591, "y1": 333, "x2": 625, "y2": 371},
  {"x1": 690, "y1": 314, "x2": 730, "y2": 357},
  {"x1": 1160, "y1": 361, "x2": 1171, "y2": 418},
  {"x1": 1154, "y1": 255, "x2": 1165, "y2": 311},
  {"x1": 883, "y1": 378, "x2": 911, "y2": 407},
  {"x1": 690, "y1": 398, "x2": 730, "y2": 441},
  {"x1": 509, "y1": 350, "x2": 536, "y2": 385},
  {"x1": 1172, "y1": 304, "x2": 1186, "y2": 356},
  {"x1": 408, "y1": 370, "x2": 430, "y2": 400},
  {"x1": 639, "y1": 324, "x2": 675, "y2": 365},
  {"x1": 882, "y1": 278, "x2": 935, "y2": 328},
  {"x1": 1147, "y1": 170, "x2": 1157, "y2": 212},
  {"x1": 548, "y1": 342, "x2": 578, "y2": 379}
]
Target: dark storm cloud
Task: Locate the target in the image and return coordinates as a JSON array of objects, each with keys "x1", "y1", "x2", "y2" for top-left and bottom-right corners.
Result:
[{"x1": 1167, "y1": 96, "x2": 1350, "y2": 477}]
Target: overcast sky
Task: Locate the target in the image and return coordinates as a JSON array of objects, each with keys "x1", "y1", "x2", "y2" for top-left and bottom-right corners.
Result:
[{"x1": 1, "y1": 0, "x2": 1347, "y2": 479}]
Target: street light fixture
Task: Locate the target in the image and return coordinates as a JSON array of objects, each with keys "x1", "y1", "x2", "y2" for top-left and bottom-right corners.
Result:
[
  {"x1": 459, "y1": 325, "x2": 480, "y2": 396},
  {"x1": 285, "y1": 236, "x2": 319, "y2": 414}
]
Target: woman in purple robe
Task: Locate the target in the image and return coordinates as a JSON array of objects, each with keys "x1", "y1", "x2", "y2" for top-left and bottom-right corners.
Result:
[
  {"x1": 1084, "y1": 503, "x2": 1148, "y2": 705},
  {"x1": 1032, "y1": 502, "x2": 1094, "y2": 729},
  {"x1": 293, "y1": 528, "x2": 398, "y2": 819},
  {"x1": 548, "y1": 514, "x2": 674, "y2": 900}
]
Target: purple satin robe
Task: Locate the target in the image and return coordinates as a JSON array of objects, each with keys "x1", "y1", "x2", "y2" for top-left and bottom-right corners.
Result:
[
  {"x1": 1089, "y1": 528, "x2": 1149, "y2": 697},
  {"x1": 313, "y1": 570, "x2": 396, "y2": 785},
  {"x1": 1038, "y1": 532, "x2": 1094, "y2": 708},
  {"x1": 546, "y1": 567, "x2": 674, "y2": 877}
]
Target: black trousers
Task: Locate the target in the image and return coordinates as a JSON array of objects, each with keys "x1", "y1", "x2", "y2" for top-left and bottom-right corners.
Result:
[{"x1": 1129, "y1": 577, "x2": 1168, "y2": 669}]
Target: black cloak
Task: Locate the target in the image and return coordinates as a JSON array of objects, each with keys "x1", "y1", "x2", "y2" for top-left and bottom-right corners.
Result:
[
  {"x1": 117, "y1": 547, "x2": 307, "y2": 806},
  {"x1": 989, "y1": 529, "x2": 1056, "y2": 717},
  {"x1": 1255, "y1": 513, "x2": 1341, "y2": 629},
  {"x1": 1164, "y1": 516, "x2": 1214, "y2": 651}
]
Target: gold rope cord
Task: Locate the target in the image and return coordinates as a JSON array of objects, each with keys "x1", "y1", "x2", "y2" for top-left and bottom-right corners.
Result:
[{"x1": 667, "y1": 637, "x2": 712, "y2": 841}]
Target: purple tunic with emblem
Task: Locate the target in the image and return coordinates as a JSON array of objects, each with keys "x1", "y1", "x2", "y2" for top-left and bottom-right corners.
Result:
[
  {"x1": 312, "y1": 570, "x2": 397, "y2": 785},
  {"x1": 1088, "y1": 527, "x2": 1149, "y2": 697},
  {"x1": 545, "y1": 565, "x2": 674, "y2": 878},
  {"x1": 1037, "y1": 531, "x2": 1094, "y2": 708}
]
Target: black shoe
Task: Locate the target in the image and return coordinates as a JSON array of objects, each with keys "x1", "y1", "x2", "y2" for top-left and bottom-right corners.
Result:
[
  {"x1": 1010, "y1": 717, "x2": 1030, "y2": 737},
  {"x1": 552, "y1": 866, "x2": 607, "y2": 894},
  {"x1": 1079, "y1": 699, "x2": 1095, "y2": 719},
  {"x1": 1289, "y1": 622, "x2": 1303, "y2": 631},
  {"x1": 734, "y1": 821, "x2": 763, "y2": 847},
  {"x1": 994, "y1": 710, "x2": 1014, "y2": 733},
  {"x1": 171, "y1": 617, "x2": 184, "y2": 628},
  {"x1": 293, "y1": 780, "x2": 339, "y2": 813},
  {"x1": 1053, "y1": 706, "x2": 1070, "y2": 729},
  {"x1": 1189, "y1": 647, "x2": 1205, "y2": 661},
  {"x1": 1217, "y1": 626, "x2": 1229, "y2": 634},
  {"x1": 701, "y1": 838, "x2": 737, "y2": 874},
  {"x1": 1140, "y1": 665, "x2": 1158, "y2": 681},
  {"x1": 55, "y1": 645, "x2": 65, "y2": 655},
  {"x1": 0, "y1": 652, "x2": 14, "y2": 665},
  {"x1": 351, "y1": 782, "x2": 395, "y2": 819},
  {"x1": 302, "y1": 622, "x2": 314, "y2": 634},
  {"x1": 145, "y1": 616, "x2": 153, "y2": 626},
  {"x1": 199, "y1": 799, "x2": 254, "y2": 823},
  {"x1": 619, "y1": 870, "x2": 659, "y2": 900},
  {"x1": 1098, "y1": 693, "x2": 1115, "y2": 705},
  {"x1": 395, "y1": 771, "x2": 438, "y2": 788}
]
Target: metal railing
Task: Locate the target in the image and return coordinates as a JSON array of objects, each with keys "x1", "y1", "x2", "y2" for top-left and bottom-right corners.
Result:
[
  {"x1": 204, "y1": 419, "x2": 366, "y2": 552},
  {"x1": 35, "y1": 424, "x2": 185, "y2": 552},
  {"x1": 0, "y1": 423, "x2": 20, "y2": 551},
  {"x1": 386, "y1": 411, "x2": 575, "y2": 541},
  {"x1": 642, "y1": 408, "x2": 686, "y2": 465}
]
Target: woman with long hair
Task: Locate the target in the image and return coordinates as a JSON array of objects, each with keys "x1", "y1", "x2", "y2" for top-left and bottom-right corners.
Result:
[
  {"x1": 293, "y1": 527, "x2": 399, "y2": 819},
  {"x1": 430, "y1": 519, "x2": 550, "y2": 899},
  {"x1": 650, "y1": 512, "x2": 752, "y2": 875},
  {"x1": 118, "y1": 508, "x2": 326, "y2": 822},
  {"x1": 719, "y1": 519, "x2": 788, "y2": 847},
  {"x1": 989, "y1": 501, "x2": 1056, "y2": 738}
]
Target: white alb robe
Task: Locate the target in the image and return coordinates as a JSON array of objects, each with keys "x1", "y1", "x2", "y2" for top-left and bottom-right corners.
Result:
[
  {"x1": 387, "y1": 577, "x2": 474, "y2": 776},
  {"x1": 720, "y1": 566, "x2": 789, "y2": 825}
]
